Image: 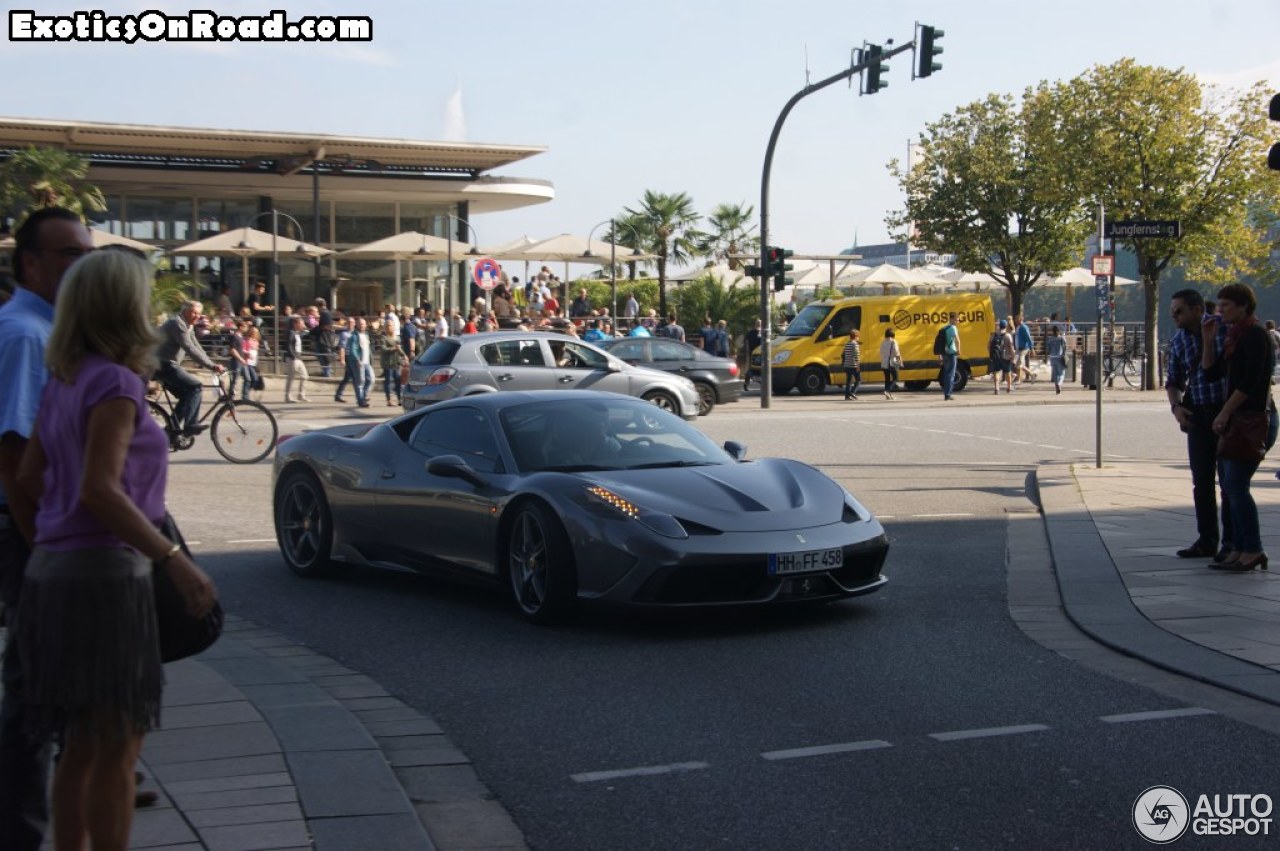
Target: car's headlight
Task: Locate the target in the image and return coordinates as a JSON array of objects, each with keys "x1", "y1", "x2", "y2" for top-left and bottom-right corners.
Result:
[
  {"x1": 772, "y1": 350, "x2": 792, "y2": 364},
  {"x1": 585, "y1": 486, "x2": 688, "y2": 539}
]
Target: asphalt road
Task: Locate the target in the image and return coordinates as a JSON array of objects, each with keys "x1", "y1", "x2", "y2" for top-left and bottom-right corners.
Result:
[{"x1": 168, "y1": 387, "x2": 1280, "y2": 850}]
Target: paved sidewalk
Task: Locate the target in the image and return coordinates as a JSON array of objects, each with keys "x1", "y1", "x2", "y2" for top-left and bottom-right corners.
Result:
[
  {"x1": 1, "y1": 614, "x2": 527, "y2": 851},
  {"x1": 1037, "y1": 460, "x2": 1280, "y2": 706}
]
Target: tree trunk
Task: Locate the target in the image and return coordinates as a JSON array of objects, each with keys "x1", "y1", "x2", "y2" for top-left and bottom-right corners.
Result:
[{"x1": 657, "y1": 256, "x2": 668, "y2": 319}]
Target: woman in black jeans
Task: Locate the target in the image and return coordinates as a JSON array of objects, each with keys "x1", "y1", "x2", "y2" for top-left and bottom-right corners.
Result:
[{"x1": 1203, "y1": 282, "x2": 1275, "y2": 571}]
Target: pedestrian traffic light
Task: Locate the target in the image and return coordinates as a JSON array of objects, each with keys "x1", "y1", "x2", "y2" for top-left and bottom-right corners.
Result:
[
  {"x1": 767, "y1": 246, "x2": 794, "y2": 292},
  {"x1": 916, "y1": 24, "x2": 944, "y2": 79},
  {"x1": 863, "y1": 44, "x2": 887, "y2": 94},
  {"x1": 1269, "y1": 93, "x2": 1280, "y2": 171}
]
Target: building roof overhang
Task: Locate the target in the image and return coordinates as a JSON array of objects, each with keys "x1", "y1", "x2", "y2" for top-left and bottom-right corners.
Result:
[{"x1": 0, "y1": 116, "x2": 546, "y2": 178}]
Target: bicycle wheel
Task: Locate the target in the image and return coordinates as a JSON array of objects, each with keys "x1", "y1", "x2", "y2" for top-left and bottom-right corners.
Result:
[
  {"x1": 210, "y1": 399, "x2": 278, "y2": 464},
  {"x1": 1120, "y1": 356, "x2": 1141, "y2": 388}
]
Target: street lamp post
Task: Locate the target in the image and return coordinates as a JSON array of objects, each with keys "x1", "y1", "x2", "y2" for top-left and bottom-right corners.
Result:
[
  {"x1": 584, "y1": 219, "x2": 618, "y2": 328},
  {"x1": 246, "y1": 209, "x2": 309, "y2": 372},
  {"x1": 422, "y1": 213, "x2": 480, "y2": 320}
]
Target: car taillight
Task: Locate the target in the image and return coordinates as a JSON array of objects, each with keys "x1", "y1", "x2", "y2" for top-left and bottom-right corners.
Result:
[
  {"x1": 728, "y1": 362, "x2": 739, "y2": 377},
  {"x1": 426, "y1": 367, "x2": 456, "y2": 385}
]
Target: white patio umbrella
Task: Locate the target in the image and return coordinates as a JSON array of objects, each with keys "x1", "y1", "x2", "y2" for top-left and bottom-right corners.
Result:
[
  {"x1": 91, "y1": 230, "x2": 158, "y2": 252},
  {"x1": 1044, "y1": 266, "x2": 1138, "y2": 325},
  {"x1": 339, "y1": 231, "x2": 476, "y2": 309},
  {"x1": 514, "y1": 233, "x2": 647, "y2": 281},
  {"x1": 1, "y1": 230, "x2": 159, "y2": 253},
  {"x1": 946, "y1": 270, "x2": 1004, "y2": 290},
  {"x1": 842, "y1": 262, "x2": 920, "y2": 294},
  {"x1": 911, "y1": 263, "x2": 958, "y2": 285},
  {"x1": 170, "y1": 226, "x2": 332, "y2": 303}
]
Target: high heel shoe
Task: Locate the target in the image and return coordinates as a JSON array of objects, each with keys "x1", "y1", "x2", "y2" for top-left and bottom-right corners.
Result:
[{"x1": 1217, "y1": 553, "x2": 1268, "y2": 572}]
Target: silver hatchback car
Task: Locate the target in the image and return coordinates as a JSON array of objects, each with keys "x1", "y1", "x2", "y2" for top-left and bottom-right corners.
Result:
[{"x1": 402, "y1": 331, "x2": 702, "y2": 420}]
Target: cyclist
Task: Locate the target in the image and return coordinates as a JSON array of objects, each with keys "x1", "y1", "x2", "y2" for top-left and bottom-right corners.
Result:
[{"x1": 156, "y1": 300, "x2": 225, "y2": 436}]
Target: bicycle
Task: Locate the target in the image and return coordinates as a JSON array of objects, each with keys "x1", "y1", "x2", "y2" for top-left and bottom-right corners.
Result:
[
  {"x1": 1101, "y1": 338, "x2": 1142, "y2": 388},
  {"x1": 148, "y1": 373, "x2": 279, "y2": 464}
]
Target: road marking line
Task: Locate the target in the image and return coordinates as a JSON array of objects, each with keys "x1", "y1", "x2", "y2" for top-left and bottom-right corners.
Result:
[
  {"x1": 1099, "y1": 708, "x2": 1216, "y2": 724},
  {"x1": 226, "y1": 538, "x2": 276, "y2": 544},
  {"x1": 1037, "y1": 445, "x2": 1062, "y2": 449},
  {"x1": 571, "y1": 761, "x2": 710, "y2": 783},
  {"x1": 928, "y1": 724, "x2": 1049, "y2": 742},
  {"x1": 913, "y1": 513, "x2": 975, "y2": 518},
  {"x1": 762, "y1": 740, "x2": 892, "y2": 761}
]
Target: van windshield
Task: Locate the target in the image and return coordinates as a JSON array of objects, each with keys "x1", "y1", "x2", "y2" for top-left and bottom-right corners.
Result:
[{"x1": 781, "y1": 304, "x2": 830, "y2": 337}]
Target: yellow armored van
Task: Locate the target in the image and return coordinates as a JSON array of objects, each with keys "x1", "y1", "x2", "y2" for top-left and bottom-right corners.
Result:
[{"x1": 757, "y1": 293, "x2": 996, "y2": 395}]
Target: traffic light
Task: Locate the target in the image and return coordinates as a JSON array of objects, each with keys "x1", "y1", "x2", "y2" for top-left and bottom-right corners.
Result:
[
  {"x1": 744, "y1": 263, "x2": 763, "y2": 278},
  {"x1": 916, "y1": 24, "x2": 944, "y2": 79},
  {"x1": 767, "y1": 246, "x2": 794, "y2": 292},
  {"x1": 1269, "y1": 93, "x2": 1280, "y2": 171},
  {"x1": 863, "y1": 44, "x2": 887, "y2": 94}
]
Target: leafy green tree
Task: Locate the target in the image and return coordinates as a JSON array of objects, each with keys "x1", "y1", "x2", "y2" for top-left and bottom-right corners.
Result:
[
  {"x1": 1057, "y1": 61, "x2": 1279, "y2": 388},
  {"x1": 669, "y1": 274, "x2": 759, "y2": 352},
  {"x1": 887, "y1": 91, "x2": 1091, "y2": 318},
  {"x1": 695, "y1": 202, "x2": 759, "y2": 269},
  {"x1": 621, "y1": 190, "x2": 702, "y2": 319},
  {"x1": 0, "y1": 146, "x2": 106, "y2": 223}
]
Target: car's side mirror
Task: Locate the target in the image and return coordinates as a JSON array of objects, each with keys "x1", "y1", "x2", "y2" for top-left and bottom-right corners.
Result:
[
  {"x1": 723, "y1": 441, "x2": 748, "y2": 461},
  {"x1": 607, "y1": 360, "x2": 622, "y2": 372},
  {"x1": 427, "y1": 454, "x2": 488, "y2": 487}
]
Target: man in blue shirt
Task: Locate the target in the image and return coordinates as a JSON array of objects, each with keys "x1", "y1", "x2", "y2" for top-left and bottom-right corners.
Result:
[
  {"x1": 1165, "y1": 289, "x2": 1232, "y2": 560},
  {"x1": 936, "y1": 312, "x2": 961, "y2": 401},
  {"x1": 1013, "y1": 315, "x2": 1036, "y2": 383},
  {"x1": 0, "y1": 208, "x2": 94, "y2": 851},
  {"x1": 581, "y1": 319, "x2": 608, "y2": 343}
]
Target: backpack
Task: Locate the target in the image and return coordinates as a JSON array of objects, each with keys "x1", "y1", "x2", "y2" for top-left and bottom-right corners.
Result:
[
  {"x1": 988, "y1": 332, "x2": 1003, "y2": 363},
  {"x1": 933, "y1": 326, "x2": 948, "y2": 356}
]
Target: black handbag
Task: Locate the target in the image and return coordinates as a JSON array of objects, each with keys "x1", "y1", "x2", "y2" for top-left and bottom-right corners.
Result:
[
  {"x1": 154, "y1": 512, "x2": 224, "y2": 663},
  {"x1": 1216, "y1": 409, "x2": 1269, "y2": 463}
]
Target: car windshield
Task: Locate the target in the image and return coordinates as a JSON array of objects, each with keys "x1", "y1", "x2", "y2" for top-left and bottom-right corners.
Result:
[
  {"x1": 500, "y1": 398, "x2": 732, "y2": 473},
  {"x1": 782, "y1": 304, "x2": 831, "y2": 337}
]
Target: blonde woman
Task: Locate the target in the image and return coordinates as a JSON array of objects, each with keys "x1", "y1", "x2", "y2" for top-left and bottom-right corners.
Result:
[{"x1": 10, "y1": 250, "x2": 217, "y2": 851}]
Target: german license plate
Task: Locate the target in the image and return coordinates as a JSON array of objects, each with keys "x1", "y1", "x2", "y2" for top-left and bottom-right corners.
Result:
[{"x1": 768, "y1": 547, "x2": 843, "y2": 575}]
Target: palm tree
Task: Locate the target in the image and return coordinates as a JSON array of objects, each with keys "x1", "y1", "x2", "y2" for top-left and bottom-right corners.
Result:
[
  {"x1": 670, "y1": 273, "x2": 759, "y2": 353},
  {"x1": 697, "y1": 202, "x2": 758, "y2": 269},
  {"x1": 0, "y1": 146, "x2": 106, "y2": 224},
  {"x1": 610, "y1": 212, "x2": 649, "y2": 282},
  {"x1": 622, "y1": 191, "x2": 701, "y2": 319}
]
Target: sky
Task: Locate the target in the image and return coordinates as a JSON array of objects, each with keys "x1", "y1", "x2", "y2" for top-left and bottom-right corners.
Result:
[{"x1": 3, "y1": 0, "x2": 1279, "y2": 266}]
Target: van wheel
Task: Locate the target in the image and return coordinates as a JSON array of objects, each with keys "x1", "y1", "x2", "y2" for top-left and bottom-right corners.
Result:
[
  {"x1": 951, "y1": 364, "x2": 971, "y2": 392},
  {"x1": 796, "y1": 367, "x2": 827, "y2": 396},
  {"x1": 903, "y1": 380, "x2": 930, "y2": 391}
]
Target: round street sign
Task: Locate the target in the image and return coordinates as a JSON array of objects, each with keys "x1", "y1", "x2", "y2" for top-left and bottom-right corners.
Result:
[{"x1": 473, "y1": 257, "x2": 501, "y2": 290}]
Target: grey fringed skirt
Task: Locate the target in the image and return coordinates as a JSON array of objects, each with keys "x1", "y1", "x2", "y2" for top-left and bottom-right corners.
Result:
[{"x1": 15, "y1": 546, "x2": 163, "y2": 738}]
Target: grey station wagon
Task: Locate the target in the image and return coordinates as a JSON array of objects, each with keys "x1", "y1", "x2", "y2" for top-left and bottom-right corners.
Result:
[{"x1": 401, "y1": 331, "x2": 702, "y2": 420}]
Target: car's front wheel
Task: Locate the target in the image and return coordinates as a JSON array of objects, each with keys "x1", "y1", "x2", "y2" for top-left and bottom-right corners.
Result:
[
  {"x1": 642, "y1": 390, "x2": 679, "y2": 415},
  {"x1": 506, "y1": 502, "x2": 576, "y2": 624},
  {"x1": 275, "y1": 469, "x2": 336, "y2": 578},
  {"x1": 693, "y1": 382, "x2": 716, "y2": 416}
]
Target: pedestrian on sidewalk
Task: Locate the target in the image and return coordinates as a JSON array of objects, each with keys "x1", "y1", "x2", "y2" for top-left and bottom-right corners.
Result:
[
  {"x1": 936, "y1": 312, "x2": 960, "y2": 401},
  {"x1": 283, "y1": 316, "x2": 310, "y2": 402},
  {"x1": 345, "y1": 317, "x2": 375, "y2": 408},
  {"x1": 1045, "y1": 326, "x2": 1068, "y2": 394},
  {"x1": 842, "y1": 329, "x2": 862, "y2": 400},
  {"x1": 991, "y1": 320, "x2": 1014, "y2": 394},
  {"x1": 8, "y1": 250, "x2": 217, "y2": 851},
  {"x1": 1204, "y1": 283, "x2": 1276, "y2": 572},
  {"x1": 879, "y1": 328, "x2": 902, "y2": 399},
  {"x1": 1166, "y1": 288, "x2": 1233, "y2": 561},
  {"x1": 379, "y1": 325, "x2": 407, "y2": 406},
  {"x1": 0, "y1": 209, "x2": 93, "y2": 851},
  {"x1": 1013, "y1": 315, "x2": 1036, "y2": 384}
]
